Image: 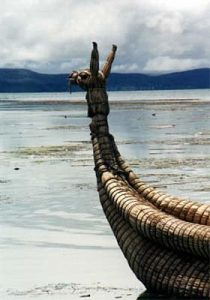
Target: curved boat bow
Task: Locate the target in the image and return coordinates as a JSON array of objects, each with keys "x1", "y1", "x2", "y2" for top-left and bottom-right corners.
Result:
[{"x1": 69, "y1": 43, "x2": 210, "y2": 299}]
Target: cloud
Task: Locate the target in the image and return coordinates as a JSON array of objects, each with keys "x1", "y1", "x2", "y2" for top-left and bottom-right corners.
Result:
[
  {"x1": 0, "y1": 0, "x2": 209, "y2": 73},
  {"x1": 112, "y1": 63, "x2": 139, "y2": 73},
  {"x1": 143, "y1": 56, "x2": 208, "y2": 73}
]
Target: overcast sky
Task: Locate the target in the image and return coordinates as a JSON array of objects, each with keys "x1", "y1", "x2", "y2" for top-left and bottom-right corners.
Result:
[{"x1": 0, "y1": 0, "x2": 210, "y2": 74}]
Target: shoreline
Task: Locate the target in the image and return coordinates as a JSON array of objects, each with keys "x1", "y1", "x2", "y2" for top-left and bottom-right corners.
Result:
[{"x1": 1, "y1": 98, "x2": 210, "y2": 106}]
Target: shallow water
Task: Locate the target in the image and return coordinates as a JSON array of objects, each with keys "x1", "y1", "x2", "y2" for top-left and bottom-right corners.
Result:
[{"x1": 0, "y1": 90, "x2": 210, "y2": 299}]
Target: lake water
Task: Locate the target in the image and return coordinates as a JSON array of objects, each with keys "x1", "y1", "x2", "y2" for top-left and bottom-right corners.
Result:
[
  {"x1": 0, "y1": 89, "x2": 210, "y2": 299},
  {"x1": 0, "y1": 88, "x2": 210, "y2": 102}
]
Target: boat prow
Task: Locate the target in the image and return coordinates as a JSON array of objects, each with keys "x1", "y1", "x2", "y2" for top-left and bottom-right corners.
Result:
[{"x1": 69, "y1": 42, "x2": 210, "y2": 299}]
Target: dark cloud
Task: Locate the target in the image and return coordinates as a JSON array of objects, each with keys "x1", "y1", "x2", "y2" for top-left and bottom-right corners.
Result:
[{"x1": 0, "y1": 0, "x2": 209, "y2": 73}]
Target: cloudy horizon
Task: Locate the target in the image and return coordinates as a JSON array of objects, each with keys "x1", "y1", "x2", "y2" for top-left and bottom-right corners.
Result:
[{"x1": 0, "y1": 0, "x2": 210, "y2": 74}]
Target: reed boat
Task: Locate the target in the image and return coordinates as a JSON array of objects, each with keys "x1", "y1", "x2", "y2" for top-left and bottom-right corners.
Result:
[{"x1": 69, "y1": 43, "x2": 210, "y2": 299}]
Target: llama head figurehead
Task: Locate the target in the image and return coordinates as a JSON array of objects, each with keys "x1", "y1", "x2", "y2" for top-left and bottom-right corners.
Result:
[{"x1": 69, "y1": 42, "x2": 117, "y2": 91}]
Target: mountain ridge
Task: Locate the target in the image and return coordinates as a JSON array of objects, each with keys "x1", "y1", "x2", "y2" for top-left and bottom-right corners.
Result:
[{"x1": 0, "y1": 68, "x2": 209, "y2": 92}]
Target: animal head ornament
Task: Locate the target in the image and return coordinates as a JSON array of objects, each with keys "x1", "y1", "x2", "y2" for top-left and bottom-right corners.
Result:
[
  {"x1": 69, "y1": 42, "x2": 117, "y2": 118},
  {"x1": 69, "y1": 42, "x2": 117, "y2": 91}
]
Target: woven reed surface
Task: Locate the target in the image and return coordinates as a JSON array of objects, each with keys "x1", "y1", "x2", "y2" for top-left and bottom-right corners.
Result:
[
  {"x1": 92, "y1": 134, "x2": 210, "y2": 299},
  {"x1": 116, "y1": 155, "x2": 210, "y2": 226}
]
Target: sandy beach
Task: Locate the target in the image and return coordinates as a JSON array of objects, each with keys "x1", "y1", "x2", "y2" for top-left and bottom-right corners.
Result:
[{"x1": 0, "y1": 90, "x2": 210, "y2": 299}]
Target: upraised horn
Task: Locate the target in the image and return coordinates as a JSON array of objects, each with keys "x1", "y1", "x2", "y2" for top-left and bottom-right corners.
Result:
[
  {"x1": 90, "y1": 41, "x2": 99, "y2": 77},
  {"x1": 102, "y1": 44, "x2": 117, "y2": 78}
]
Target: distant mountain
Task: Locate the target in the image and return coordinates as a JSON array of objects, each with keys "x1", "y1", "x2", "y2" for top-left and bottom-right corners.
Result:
[
  {"x1": 109, "y1": 68, "x2": 210, "y2": 91},
  {"x1": 0, "y1": 68, "x2": 209, "y2": 92},
  {"x1": 0, "y1": 69, "x2": 68, "y2": 92}
]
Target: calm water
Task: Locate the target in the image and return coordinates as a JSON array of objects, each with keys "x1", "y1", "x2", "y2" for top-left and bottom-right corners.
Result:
[
  {"x1": 0, "y1": 90, "x2": 210, "y2": 299},
  {"x1": 0, "y1": 89, "x2": 209, "y2": 102}
]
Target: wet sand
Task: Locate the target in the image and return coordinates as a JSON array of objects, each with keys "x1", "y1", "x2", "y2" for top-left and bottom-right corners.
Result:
[{"x1": 0, "y1": 97, "x2": 210, "y2": 299}]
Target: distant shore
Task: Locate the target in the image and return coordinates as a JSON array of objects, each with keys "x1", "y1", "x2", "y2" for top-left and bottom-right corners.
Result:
[
  {"x1": 0, "y1": 68, "x2": 209, "y2": 92},
  {"x1": 1, "y1": 98, "x2": 210, "y2": 106}
]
